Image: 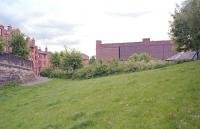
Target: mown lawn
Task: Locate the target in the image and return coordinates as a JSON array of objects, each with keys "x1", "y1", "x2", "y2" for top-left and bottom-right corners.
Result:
[{"x1": 0, "y1": 61, "x2": 200, "y2": 129}]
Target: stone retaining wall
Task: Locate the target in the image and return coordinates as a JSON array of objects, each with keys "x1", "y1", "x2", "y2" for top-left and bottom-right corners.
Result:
[
  {"x1": 0, "y1": 53, "x2": 36, "y2": 85},
  {"x1": 0, "y1": 63, "x2": 36, "y2": 85}
]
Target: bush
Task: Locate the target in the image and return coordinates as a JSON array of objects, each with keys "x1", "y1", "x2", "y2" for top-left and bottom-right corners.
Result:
[
  {"x1": 73, "y1": 60, "x2": 123, "y2": 79},
  {"x1": 128, "y1": 53, "x2": 153, "y2": 62},
  {"x1": 43, "y1": 53, "x2": 173, "y2": 80},
  {"x1": 40, "y1": 68, "x2": 54, "y2": 77},
  {"x1": 49, "y1": 69, "x2": 72, "y2": 79}
]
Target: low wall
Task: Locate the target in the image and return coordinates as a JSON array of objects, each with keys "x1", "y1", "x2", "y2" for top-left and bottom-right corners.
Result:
[
  {"x1": 0, "y1": 54, "x2": 36, "y2": 85},
  {"x1": 0, "y1": 53, "x2": 33, "y2": 69}
]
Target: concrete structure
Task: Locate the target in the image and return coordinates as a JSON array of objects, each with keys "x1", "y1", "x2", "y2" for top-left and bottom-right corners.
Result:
[
  {"x1": 96, "y1": 38, "x2": 176, "y2": 60},
  {"x1": 0, "y1": 24, "x2": 50, "y2": 76}
]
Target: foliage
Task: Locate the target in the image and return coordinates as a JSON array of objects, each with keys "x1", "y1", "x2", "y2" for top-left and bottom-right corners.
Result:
[
  {"x1": 50, "y1": 52, "x2": 61, "y2": 68},
  {"x1": 40, "y1": 68, "x2": 54, "y2": 77},
  {"x1": 49, "y1": 49, "x2": 83, "y2": 72},
  {"x1": 0, "y1": 38, "x2": 5, "y2": 54},
  {"x1": 128, "y1": 53, "x2": 153, "y2": 62},
  {"x1": 62, "y1": 49, "x2": 83, "y2": 71},
  {"x1": 73, "y1": 53, "x2": 168, "y2": 79},
  {"x1": 1, "y1": 61, "x2": 200, "y2": 129},
  {"x1": 40, "y1": 68, "x2": 72, "y2": 79},
  {"x1": 89, "y1": 56, "x2": 96, "y2": 64},
  {"x1": 170, "y1": 0, "x2": 200, "y2": 59},
  {"x1": 43, "y1": 53, "x2": 186, "y2": 79},
  {"x1": 49, "y1": 69, "x2": 72, "y2": 79},
  {"x1": 9, "y1": 32, "x2": 29, "y2": 59}
]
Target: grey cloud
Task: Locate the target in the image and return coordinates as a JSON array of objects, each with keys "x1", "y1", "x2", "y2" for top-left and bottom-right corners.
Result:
[
  {"x1": 108, "y1": 11, "x2": 150, "y2": 18},
  {"x1": 48, "y1": 40, "x2": 80, "y2": 46},
  {"x1": 0, "y1": 1, "x2": 78, "y2": 41},
  {"x1": 25, "y1": 21, "x2": 78, "y2": 40},
  {"x1": 40, "y1": 39, "x2": 80, "y2": 47}
]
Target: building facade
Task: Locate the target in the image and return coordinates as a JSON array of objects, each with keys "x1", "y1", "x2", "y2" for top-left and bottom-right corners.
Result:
[
  {"x1": 81, "y1": 53, "x2": 89, "y2": 65},
  {"x1": 0, "y1": 24, "x2": 50, "y2": 76},
  {"x1": 96, "y1": 38, "x2": 176, "y2": 60}
]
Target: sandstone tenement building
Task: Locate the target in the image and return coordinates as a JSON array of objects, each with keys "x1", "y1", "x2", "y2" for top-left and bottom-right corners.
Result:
[
  {"x1": 0, "y1": 24, "x2": 50, "y2": 76},
  {"x1": 96, "y1": 38, "x2": 176, "y2": 60}
]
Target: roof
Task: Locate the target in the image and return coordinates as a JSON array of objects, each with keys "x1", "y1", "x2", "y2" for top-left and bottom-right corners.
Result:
[
  {"x1": 81, "y1": 53, "x2": 89, "y2": 59},
  {"x1": 166, "y1": 51, "x2": 197, "y2": 61}
]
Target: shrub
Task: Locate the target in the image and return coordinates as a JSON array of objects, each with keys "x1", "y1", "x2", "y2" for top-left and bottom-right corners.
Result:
[
  {"x1": 43, "y1": 53, "x2": 173, "y2": 80},
  {"x1": 128, "y1": 53, "x2": 153, "y2": 62},
  {"x1": 62, "y1": 49, "x2": 83, "y2": 71},
  {"x1": 40, "y1": 68, "x2": 54, "y2": 77},
  {"x1": 49, "y1": 69, "x2": 72, "y2": 79}
]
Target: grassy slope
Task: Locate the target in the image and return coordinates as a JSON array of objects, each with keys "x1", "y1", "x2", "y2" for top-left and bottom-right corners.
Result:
[{"x1": 0, "y1": 61, "x2": 200, "y2": 129}]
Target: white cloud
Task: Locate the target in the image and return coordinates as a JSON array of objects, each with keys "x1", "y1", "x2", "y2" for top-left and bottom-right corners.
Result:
[{"x1": 0, "y1": 0, "x2": 184, "y2": 56}]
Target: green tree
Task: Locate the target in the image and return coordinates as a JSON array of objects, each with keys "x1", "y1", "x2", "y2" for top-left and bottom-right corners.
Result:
[
  {"x1": 0, "y1": 38, "x2": 5, "y2": 54},
  {"x1": 50, "y1": 52, "x2": 61, "y2": 68},
  {"x1": 170, "y1": 0, "x2": 200, "y2": 59},
  {"x1": 62, "y1": 49, "x2": 83, "y2": 71},
  {"x1": 9, "y1": 32, "x2": 29, "y2": 58},
  {"x1": 89, "y1": 56, "x2": 96, "y2": 64}
]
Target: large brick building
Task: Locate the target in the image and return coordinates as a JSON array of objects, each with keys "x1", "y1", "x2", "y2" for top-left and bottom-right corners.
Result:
[
  {"x1": 96, "y1": 38, "x2": 176, "y2": 60},
  {"x1": 0, "y1": 24, "x2": 50, "y2": 76}
]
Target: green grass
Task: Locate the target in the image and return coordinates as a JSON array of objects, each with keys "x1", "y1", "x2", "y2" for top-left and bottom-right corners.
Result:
[{"x1": 0, "y1": 61, "x2": 200, "y2": 129}]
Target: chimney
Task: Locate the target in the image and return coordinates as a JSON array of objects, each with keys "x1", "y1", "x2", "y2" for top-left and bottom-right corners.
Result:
[
  {"x1": 96, "y1": 40, "x2": 102, "y2": 60},
  {"x1": 96, "y1": 40, "x2": 102, "y2": 45},
  {"x1": 143, "y1": 38, "x2": 150, "y2": 44},
  {"x1": 0, "y1": 24, "x2": 4, "y2": 36},
  {"x1": 7, "y1": 25, "x2": 12, "y2": 31},
  {"x1": 45, "y1": 46, "x2": 48, "y2": 52},
  {"x1": 0, "y1": 24, "x2": 4, "y2": 29}
]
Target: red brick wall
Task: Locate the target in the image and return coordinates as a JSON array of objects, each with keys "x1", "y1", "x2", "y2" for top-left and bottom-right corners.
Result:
[
  {"x1": 96, "y1": 40, "x2": 120, "y2": 60},
  {"x1": 96, "y1": 38, "x2": 176, "y2": 60}
]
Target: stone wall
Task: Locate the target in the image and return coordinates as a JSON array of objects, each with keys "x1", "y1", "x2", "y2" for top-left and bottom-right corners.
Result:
[{"x1": 0, "y1": 54, "x2": 36, "y2": 85}]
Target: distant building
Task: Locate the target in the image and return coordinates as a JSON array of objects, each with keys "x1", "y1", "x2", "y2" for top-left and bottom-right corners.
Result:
[
  {"x1": 81, "y1": 53, "x2": 89, "y2": 65},
  {"x1": 96, "y1": 38, "x2": 177, "y2": 60},
  {"x1": 27, "y1": 38, "x2": 50, "y2": 76},
  {"x1": 0, "y1": 24, "x2": 50, "y2": 76}
]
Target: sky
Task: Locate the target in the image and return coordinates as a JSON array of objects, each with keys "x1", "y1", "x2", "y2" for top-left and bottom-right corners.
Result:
[{"x1": 0, "y1": 0, "x2": 184, "y2": 56}]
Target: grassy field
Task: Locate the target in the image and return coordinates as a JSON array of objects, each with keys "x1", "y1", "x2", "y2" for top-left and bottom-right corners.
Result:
[{"x1": 0, "y1": 61, "x2": 200, "y2": 129}]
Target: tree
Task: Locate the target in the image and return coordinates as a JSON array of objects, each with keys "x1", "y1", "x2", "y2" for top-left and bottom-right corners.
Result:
[
  {"x1": 62, "y1": 49, "x2": 83, "y2": 71},
  {"x1": 9, "y1": 32, "x2": 29, "y2": 59},
  {"x1": 170, "y1": 0, "x2": 200, "y2": 59},
  {"x1": 0, "y1": 38, "x2": 5, "y2": 54},
  {"x1": 50, "y1": 52, "x2": 61, "y2": 68},
  {"x1": 89, "y1": 56, "x2": 96, "y2": 64}
]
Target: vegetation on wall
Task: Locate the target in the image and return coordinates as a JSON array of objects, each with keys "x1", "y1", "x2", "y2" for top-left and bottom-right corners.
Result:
[
  {"x1": 0, "y1": 38, "x2": 5, "y2": 54},
  {"x1": 9, "y1": 32, "x2": 29, "y2": 59},
  {"x1": 170, "y1": 0, "x2": 200, "y2": 59}
]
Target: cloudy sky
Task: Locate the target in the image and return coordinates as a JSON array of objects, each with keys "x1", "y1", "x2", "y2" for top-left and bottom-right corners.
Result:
[{"x1": 0, "y1": 0, "x2": 184, "y2": 56}]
